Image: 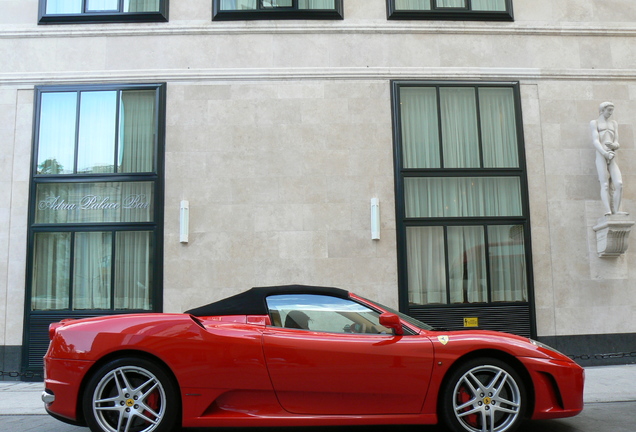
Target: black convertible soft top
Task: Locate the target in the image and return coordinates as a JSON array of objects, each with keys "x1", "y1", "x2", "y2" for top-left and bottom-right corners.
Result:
[{"x1": 184, "y1": 284, "x2": 350, "y2": 317}]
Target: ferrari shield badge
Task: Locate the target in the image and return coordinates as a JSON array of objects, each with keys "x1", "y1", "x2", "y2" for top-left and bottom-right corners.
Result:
[{"x1": 437, "y1": 335, "x2": 450, "y2": 345}]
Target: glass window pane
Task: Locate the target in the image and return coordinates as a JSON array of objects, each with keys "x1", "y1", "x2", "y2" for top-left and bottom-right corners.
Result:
[
  {"x1": 73, "y1": 232, "x2": 112, "y2": 310},
  {"x1": 472, "y1": 0, "x2": 506, "y2": 11},
  {"x1": 448, "y1": 226, "x2": 486, "y2": 303},
  {"x1": 440, "y1": 87, "x2": 480, "y2": 168},
  {"x1": 115, "y1": 231, "x2": 153, "y2": 310},
  {"x1": 261, "y1": 0, "x2": 293, "y2": 7},
  {"x1": 77, "y1": 91, "x2": 117, "y2": 174},
  {"x1": 220, "y1": 0, "x2": 258, "y2": 9},
  {"x1": 32, "y1": 232, "x2": 71, "y2": 310},
  {"x1": 298, "y1": 0, "x2": 335, "y2": 9},
  {"x1": 86, "y1": 0, "x2": 119, "y2": 11},
  {"x1": 119, "y1": 90, "x2": 156, "y2": 173},
  {"x1": 46, "y1": 0, "x2": 82, "y2": 14},
  {"x1": 436, "y1": 0, "x2": 465, "y2": 8},
  {"x1": 479, "y1": 88, "x2": 519, "y2": 168},
  {"x1": 35, "y1": 182, "x2": 154, "y2": 224},
  {"x1": 489, "y1": 225, "x2": 528, "y2": 302},
  {"x1": 406, "y1": 226, "x2": 446, "y2": 305},
  {"x1": 37, "y1": 92, "x2": 77, "y2": 175},
  {"x1": 404, "y1": 177, "x2": 523, "y2": 217},
  {"x1": 400, "y1": 87, "x2": 440, "y2": 168},
  {"x1": 267, "y1": 294, "x2": 390, "y2": 334},
  {"x1": 124, "y1": 0, "x2": 161, "y2": 12},
  {"x1": 395, "y1": 0, "x2": 431, "y2": 10}
]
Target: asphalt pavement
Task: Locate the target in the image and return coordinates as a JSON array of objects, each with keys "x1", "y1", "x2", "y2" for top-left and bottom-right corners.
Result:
[{"x1": 1, "y1": 364, "x2": 634, "y2": 432}]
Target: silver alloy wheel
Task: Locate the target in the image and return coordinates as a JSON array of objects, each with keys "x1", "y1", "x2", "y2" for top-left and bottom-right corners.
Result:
[
  {"x1": 91, "y1": 365, "x2": 167, "y2": 432},
  {"x1": 451, "y1": 364, "x2": 522, "y2": 432}
]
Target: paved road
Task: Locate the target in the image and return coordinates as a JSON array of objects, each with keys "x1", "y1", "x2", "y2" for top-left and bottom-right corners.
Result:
[{"x1": 1, "y1": 401, "x2": 634, "y2": 432}]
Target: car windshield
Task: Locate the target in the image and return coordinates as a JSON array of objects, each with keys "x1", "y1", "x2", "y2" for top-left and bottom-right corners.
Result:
[{"x1": 360, "y1": 296, "x2": 435, "y2": 331}]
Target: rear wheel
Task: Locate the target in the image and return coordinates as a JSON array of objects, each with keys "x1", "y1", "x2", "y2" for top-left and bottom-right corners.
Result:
[
  {"x1": 440, "y1": 357, "x2": 526, "y2": 432},
  {"x1": 82, "y1": 357, "x2": 179, "y2": 432}
]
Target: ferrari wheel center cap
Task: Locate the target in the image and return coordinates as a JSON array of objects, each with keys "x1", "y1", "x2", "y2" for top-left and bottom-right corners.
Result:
[
  {"x1": 126, "y1": 399, "x2": 135, "y2": 407},
  {"x1": 483, "y1": 397, "x2": 492, "y2": 405}
]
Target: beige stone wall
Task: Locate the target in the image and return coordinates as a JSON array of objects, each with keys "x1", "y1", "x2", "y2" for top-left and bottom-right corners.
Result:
[
  {"x1": 1, "y1": 0, "x2": 636, "y2": 341},
  {"x1": 163, "y1": 80, "x2": 399, "y2": 312}
]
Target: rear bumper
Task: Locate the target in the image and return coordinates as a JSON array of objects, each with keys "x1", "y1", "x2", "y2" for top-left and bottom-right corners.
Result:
[
  {"x1": 43, "y1": 356, "x2": 94, "y2": 424},
  {"x1": 520, "y1": 356, "x2": 585, "y2": 420}
]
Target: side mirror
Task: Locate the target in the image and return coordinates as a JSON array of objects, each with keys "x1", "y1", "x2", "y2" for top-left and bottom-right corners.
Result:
[{"x1": 379, "y1": 312, "x2": 404, "y2": 336}]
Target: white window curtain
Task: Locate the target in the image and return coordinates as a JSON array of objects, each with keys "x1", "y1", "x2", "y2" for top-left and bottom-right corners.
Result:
[
  {"x1": 406, "y1": 227, "x2": 446, "y2": 304},
  {"x1": 448, "y1": 226, "x2": 486, "y2": 303},
  {"x1": 119, "y1": 90, "x2": 156, "y2": 173},
  {"x1": 489, "y1": 225, "x2": 528, "y2": 302},
  {"x1": 124, "y1": 0, "x2": 160, "y2": 12},
  {"x1": 437, "y1": 0, "x2": 465, "y2": 8},
  {"x1": 298, "y1": 0, "x2": 335, "y2": 9},
  {"x1": 404, "y1": 177, "x2": 523, "y2": 218},
  {"x1": 472, "y1": 0, "x2": 506, "y2": 11},
  {"x1": 400, "y1": 87, "x2": 440, "y2": 168},
  {"x1": 73, "y1": 232, "x2": 112, "y2": 310},
  {"x1": 115, "y1": 231, "x2": 152, "y2": 310},
  {"x1": 479, "y1": 87, "x2": 519, "y2": 168},
  {"x1": 394, "y1": 0, "x2": 431, "y2": 10},
  {"x1": 32, "y1": 233, "x2": 71, "y2": 310},
  {"x1": 440, "y1": 87, "x2": 480, "y2": 168},
  {"x1": 46, "y1": 0, "x2": 82, "y2": 13},
  {"x1": 86, "y1": 0, "x2": 119, "y2": 11}
]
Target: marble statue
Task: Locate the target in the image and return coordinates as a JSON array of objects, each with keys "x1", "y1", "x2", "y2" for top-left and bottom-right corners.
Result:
[{"x1": 591, "y1": 101, "x2": 626, "y2": 216}]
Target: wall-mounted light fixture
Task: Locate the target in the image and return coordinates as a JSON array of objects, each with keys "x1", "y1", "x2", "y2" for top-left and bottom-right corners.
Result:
[
  {"x1": 371, "y1": 198, "x2": 380, "y2": 240},
  {"x1": 180, "y1": 200, "x2": 189, "y2": 243}
]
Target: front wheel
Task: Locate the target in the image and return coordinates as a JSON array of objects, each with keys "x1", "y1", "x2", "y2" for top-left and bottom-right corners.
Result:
[
  {"x1": 82, "y1": 357, "x2": 179, "y2": 432},
  {"x1": 440, "y1": 357, "x2": 527, "y2": 432}
]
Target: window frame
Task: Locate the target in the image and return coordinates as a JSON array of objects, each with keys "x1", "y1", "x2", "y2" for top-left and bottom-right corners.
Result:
[
  {"x1": 391, "y1": 80, "x2": 535, "y2": 336},
  {"x1": 212, "y1": 0, "x2": 344, "y2": 21},
  {"x1": 386, "y1": 0, "x2": 514, "y2": 21},
  {"x1": 38, "y1": 0, "x2": 169, "y2": 25},
  {"x1": 26, "y1": 82, "x2": 166, "y2": 313}
]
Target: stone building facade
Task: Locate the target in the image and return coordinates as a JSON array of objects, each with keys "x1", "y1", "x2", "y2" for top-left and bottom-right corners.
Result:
[{"x1": 1, "y1": 0, "x2": 635, "y2": 378}]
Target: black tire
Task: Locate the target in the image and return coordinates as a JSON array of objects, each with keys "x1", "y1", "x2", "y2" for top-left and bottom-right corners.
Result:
[
  {"x1": 440, "y1": 357, "x2": 527, "y2": 432},
  {"x1": 82, "y1": 357, "x2": 179, "y2": 432}
]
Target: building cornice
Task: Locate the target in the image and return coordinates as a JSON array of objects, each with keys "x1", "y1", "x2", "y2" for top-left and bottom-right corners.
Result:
[
  {"x1": 2, "y1": 67, "x2": 636, "y2": 86},
  {"x1": 2, "y1": 22, "x2": 636, "y2": 39}
]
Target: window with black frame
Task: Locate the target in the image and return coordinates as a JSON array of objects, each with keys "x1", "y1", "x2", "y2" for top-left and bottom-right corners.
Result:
[
  {"x1": 387, "y1": 0, "x2": 513, "y2": 21},
  {"x1": 38, "y1": 0, "x2": 169, "y2": 24},
  {"x1": 213, "y1": 0, "x2": 343, "y2": 20},
  {"x1": 393, "y1": 82, "x2": 533, "y2": 336}
]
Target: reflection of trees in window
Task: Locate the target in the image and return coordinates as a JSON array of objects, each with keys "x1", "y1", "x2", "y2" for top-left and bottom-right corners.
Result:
[{"x1": 38, "y1": 158, "x2": 64, "y2": 175}]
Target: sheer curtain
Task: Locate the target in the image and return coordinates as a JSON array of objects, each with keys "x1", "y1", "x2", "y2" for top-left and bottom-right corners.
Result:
[
  {"x1": 220, "y1": 0, "x2": 257, "y2": 9},
  {"x1": 86, "y1": 0, "x2": 119, "y2": 11},
  {"x1": 125, "y1": 0, "x2": 160, "y2": 12},
  {"x1": 298, "y1": 0, "x2": 335, "y2": 9},
  {"x1": 394, "y1": 0, "x2": 431, "y2": 9},
  {"x1": 73, "y1": 232, "x2": 112, "y2": 309},
  {"x1": 447, "y1": 226, "x2": 486, "y2": 303},
  {"x1": 38, "y1": 92, "x2": 77, "y2": 174},
  {"x1": 440, "y1": 87, "x2": 479, "y2": 168},
  {"x1": 407, "y1": 227, "x2": 446, "y2": 304},
  {"x1": 77, "y1": 91, "x2": 117, "y2": 174},
  {"x1": 400, "y1": 87, "x2": 440, "y2": 168},
  {"x1": 472, "y1": 0, "x2": 506, "y2": 11},
  {"x1": 119, "y1": 90, "x2": 156, "y2": 173},
  {"x1": 32, "y1": 233, "x2": 70, "y2": 310},
  {"x1": 479, "y1": 87, "x2": 519, "y2": 168},
  {"x1": 115, "y1": 232, "x2": 152, "y2": 310},
  {"x1": 489, "y1": 225, "x2": 528, "y2": 301}
]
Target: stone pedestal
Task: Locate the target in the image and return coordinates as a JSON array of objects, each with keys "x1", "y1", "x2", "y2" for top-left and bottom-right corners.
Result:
[{"x1": 592, "y1": 215, "x2": 635, "y2": 257}]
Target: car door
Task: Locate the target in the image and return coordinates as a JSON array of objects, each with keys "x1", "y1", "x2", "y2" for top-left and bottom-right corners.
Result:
[{"x1": 262, "y1": 294, "x2": 435, "y2": 415}]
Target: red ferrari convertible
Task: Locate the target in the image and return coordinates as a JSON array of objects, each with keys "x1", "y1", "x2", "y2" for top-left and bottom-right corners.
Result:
[{"x1": 42, "y1": 285, "x2": 584, "y2": 432}]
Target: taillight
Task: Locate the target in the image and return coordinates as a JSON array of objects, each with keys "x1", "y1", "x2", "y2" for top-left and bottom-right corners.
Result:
[{"x1": 48, "y1": 323, "x2": 61, "y2": 341}]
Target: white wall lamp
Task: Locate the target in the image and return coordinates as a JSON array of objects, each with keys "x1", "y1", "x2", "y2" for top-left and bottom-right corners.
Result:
[
  {"x1": 371, "y1": 198, "x2": 380, "y2": 240},
  {"x1": 180, "y1": 200, "x2": 189, "y2": 243}
]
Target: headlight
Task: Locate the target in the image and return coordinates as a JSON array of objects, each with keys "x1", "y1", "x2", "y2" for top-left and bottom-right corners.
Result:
[{"x1": 529, "y1": 339, "x2": 568, "y2": 358}]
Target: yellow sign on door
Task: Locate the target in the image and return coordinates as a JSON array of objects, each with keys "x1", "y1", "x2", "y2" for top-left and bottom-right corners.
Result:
[{"x1": 464, "y1": 317, "x2": 479, "y2": 327}]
